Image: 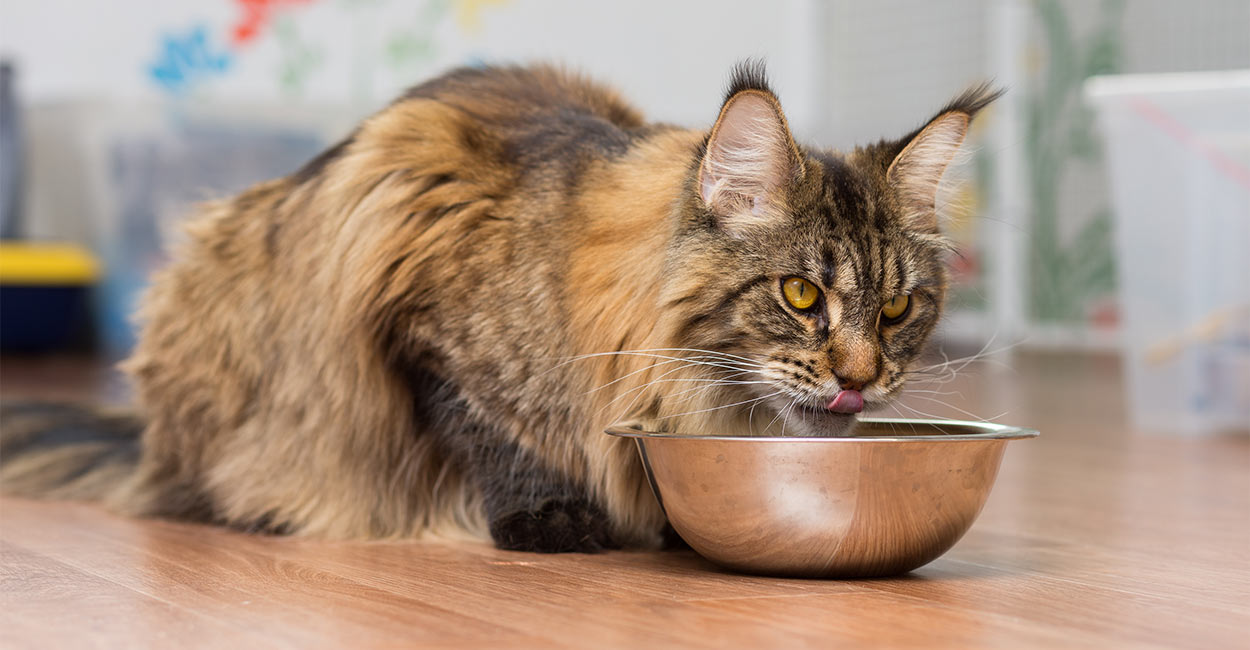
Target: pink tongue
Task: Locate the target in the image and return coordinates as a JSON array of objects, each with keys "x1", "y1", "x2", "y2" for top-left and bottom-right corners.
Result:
[{"x1": 827, "y1": 390, "x2": 864, "y2": 414}]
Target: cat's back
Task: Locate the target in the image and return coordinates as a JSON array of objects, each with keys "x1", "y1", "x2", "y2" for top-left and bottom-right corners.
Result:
[
  {"x1": 400, "y1": 63, "x2": 646, "y2": 132},
  {"x1": 118, "y1": 63, "x2": 684, "y2": 539}
]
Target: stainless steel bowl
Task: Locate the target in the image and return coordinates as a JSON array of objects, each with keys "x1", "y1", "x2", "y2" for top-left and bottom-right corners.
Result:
[{"x1": 606, "y1": 419, "x2": 1038, "y2": 578}]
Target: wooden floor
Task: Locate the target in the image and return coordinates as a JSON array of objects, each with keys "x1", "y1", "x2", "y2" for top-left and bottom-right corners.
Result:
[{"x1": 1, "y1": 350, "x2": 1248, "y2": 648}]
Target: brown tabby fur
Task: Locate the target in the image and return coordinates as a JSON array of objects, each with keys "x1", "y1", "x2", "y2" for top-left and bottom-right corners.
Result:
[{"x1": 1, "y1": 63, "x2": 998, "y2": 551}]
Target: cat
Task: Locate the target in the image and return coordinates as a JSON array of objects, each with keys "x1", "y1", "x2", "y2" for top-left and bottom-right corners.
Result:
[{"x1": 0, "y1": 62, "x2": 998, "y2": 552}]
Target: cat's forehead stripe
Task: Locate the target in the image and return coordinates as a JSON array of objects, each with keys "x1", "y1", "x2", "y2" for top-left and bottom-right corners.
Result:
[
  {"x1": 893, "y1": 254, "x2": 908, "y2": 294},
  {"x1": 824, "y1": 229, "x2": 915, "y2": 300},
  {"x1": 818, "y1": 154, "x2": 862, "y2": 222},
  {"x1": 833, "y1": 240, "x2": 859, "y2": 295},
  {"x1": 820, "y1": 244, "x2": 836, "y2": 288}
]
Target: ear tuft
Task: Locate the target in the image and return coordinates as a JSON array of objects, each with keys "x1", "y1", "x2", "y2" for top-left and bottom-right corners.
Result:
[
  {"x1": 888, "y1": 85, "x2": 1001, "y2": 233},
  {"x1": 699, "y1": 76, "x2": 801, "y2": 235},
  {"x1": 722, "y1": 59, "x2": 773, "y2": 103},
  {"x1": 936, "y1": 82, "x2": 1004, "y2": 120}
]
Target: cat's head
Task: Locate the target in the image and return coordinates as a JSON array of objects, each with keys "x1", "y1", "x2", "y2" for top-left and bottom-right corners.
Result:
[{"x1": 662, "y1": 62, "x2": 999, "y2": 436}]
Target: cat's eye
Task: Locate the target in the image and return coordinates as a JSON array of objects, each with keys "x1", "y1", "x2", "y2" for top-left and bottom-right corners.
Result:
[
  {"x1": 782, "y1": 277, "x2": 820, "y2": 311},
  {"x1": 880, "y1": 294, "x2": 911, "y2": 324}
]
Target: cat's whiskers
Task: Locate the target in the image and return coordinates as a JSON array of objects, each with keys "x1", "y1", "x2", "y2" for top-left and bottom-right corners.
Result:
[
  {"x1": 660, "y1": 376, "x2": 770, "y2": 402},
  {"x1": 619, "y1": 378, "x2": 772, "y2": 414},
  {"x1": 885, "y1": 402, "x2": 921, "y2": 436},
  {"x1": 581, "y1": 356, "x2": 687, "y2": 396},
  {"x1": 748, "y1": 397, "x2": 761, "y2": 433},
  {"x1": 676, "y1": 374, "x2": 799, "y2": 427},
  {"x1": 743, "y1": 374, "x2": 793, "y2": 435},
  {"x1": 900, "y1": 392, "x2": 1008, "y2": 423},
  {"x1": 591, "y1": 352, "x2": 760, "y2": 375},
  {"x1": 571, "y1": 349, "x2": 767, "y2": 418},
  {"x1": 907, "y1": 336, "x2": 1020, "y2": 376},
  {"x1": 596, "y1": 362, "x2": 760, "y2": 424},
  {"x1": 651, "y1": 390, "x2": 785, "y2": 424},
  {"x1": 779, "y1": 397, "x2": 803, "y2": 436},
  {"x1": 902, "y1": 387, "x2": 963, "y2": 399},
  {"x1": 892, "y1": 399, "x2": 1008, "y2": 430},
  {"x1": 892, "y1": 402, "x2": 956, "y2": 434},
  {"x1": 594, "y1": 362, "x2": 750, "y2": 415},
  {"x1": 761, "y1": 387, "x2": 805, "y2": 435},
  {"x1": 551, "y1": 348, "x2": 766, "y2": 373},
  {"x1": 901, "y1": 366, "x2": 959, "y2": 386},
  {"x1": 543, "y1": 347, "x2": 782, "y2": 429},
  {"x1": 596, "y1": 347, "x2": 770, "y2": 365},
  {"x1": 781, "y1": 399, "x2": 797, "y2": 436}
]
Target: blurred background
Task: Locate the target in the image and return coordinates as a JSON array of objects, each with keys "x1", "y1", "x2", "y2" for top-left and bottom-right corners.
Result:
[{"x1": 0, "y1": 0, "x2": 1246, "y2": 435}]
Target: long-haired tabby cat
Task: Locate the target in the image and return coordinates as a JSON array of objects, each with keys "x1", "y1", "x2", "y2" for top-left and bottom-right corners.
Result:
[{"x1": 1, "y1": 62, "x2": 998, "y2": 552}]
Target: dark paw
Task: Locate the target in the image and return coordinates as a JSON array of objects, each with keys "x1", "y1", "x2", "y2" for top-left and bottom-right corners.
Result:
[{"x1": 489, "y1": 499, "x2": 619, "y2": 553}]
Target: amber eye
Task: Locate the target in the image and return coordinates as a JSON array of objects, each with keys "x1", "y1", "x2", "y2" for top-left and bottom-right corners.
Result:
[
  {"x1": 881, "y1": 294, "x2": 911, "y2": 323},
  {"x1": 782, "y1": 277, "x2": 820, "y2": 311}
]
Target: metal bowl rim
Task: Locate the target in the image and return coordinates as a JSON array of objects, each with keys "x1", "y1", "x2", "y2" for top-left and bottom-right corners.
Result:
[{"x1": 605, "y1": 417, "x2": 1038, "y2": 442}]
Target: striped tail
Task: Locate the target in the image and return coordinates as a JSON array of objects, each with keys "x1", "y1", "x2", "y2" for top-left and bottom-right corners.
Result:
[{"x1": 0, "y1": 402, "x2": 143, "y2": 501}]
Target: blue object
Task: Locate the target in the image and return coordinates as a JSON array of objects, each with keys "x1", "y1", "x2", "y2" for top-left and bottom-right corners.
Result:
[{"x1": 0, "y1": 285, "x2": 91, "y2": 352}]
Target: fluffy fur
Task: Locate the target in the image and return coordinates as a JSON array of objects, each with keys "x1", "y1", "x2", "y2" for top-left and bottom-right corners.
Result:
[{"x1": 1, "y1": 63, "x2": 998, "y2": 551}]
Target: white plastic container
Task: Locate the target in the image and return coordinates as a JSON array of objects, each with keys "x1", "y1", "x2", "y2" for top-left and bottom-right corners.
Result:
[{"x1": 1086, "y1": 71, "x2": 1250, "y2": 435}]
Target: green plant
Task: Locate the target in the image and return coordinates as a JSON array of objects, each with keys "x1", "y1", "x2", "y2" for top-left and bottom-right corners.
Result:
[{"x1": 1026, "y1": 0, "x2": 1124, "y2": 323}]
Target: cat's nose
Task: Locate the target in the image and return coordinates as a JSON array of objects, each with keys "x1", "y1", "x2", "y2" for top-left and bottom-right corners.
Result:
[
  {"x1": 830, "y1": 349, "x2": 878, "y2": 391},
  {"x1": 837, "y1": 375, "x2": 869, "y2": 392},
  {"x1": 830, "y1": 333, "x2": 879, "y2": 392}
]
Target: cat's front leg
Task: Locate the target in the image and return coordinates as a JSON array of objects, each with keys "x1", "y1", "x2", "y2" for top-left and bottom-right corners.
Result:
[{"x1": 471, "y1": 440, "x2": 620, "y2": 553}]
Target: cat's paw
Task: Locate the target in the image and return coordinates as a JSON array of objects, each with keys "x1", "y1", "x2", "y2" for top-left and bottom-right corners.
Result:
[{"x1": 489, "y1": 498, "x2": 619, "y2": 553}]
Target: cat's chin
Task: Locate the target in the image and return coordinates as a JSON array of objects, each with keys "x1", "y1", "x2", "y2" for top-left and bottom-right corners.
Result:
[{"x1": 757, "y1": 403, "x2": 858, "y2": 437}]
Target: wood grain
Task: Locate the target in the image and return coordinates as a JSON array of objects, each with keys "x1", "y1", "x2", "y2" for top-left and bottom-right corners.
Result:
[{"x1": 2, "y1": 350, "x2": 1248, "y2": 648}]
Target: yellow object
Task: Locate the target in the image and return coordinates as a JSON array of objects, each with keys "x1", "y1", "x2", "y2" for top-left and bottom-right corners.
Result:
[
  {"x1": 1145, "y1": 304, "x2": 1250, "y2": 366},
  {"x1": 0, "y1": 241, "x2": 100, "y2": 285},
  {"x1": 881, "y1": 294, "x2": 910, "y2": 321},
  {"x1": 454, "y1": 0, "x2": 509, "y2": 32},
  {"x1": 783, "y1": 277, "x2": 819, "y2": 310}
]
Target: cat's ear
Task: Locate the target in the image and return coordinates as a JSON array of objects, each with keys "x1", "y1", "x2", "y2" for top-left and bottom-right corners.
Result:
[
  {"x1": 887, "y1": 85, "x2": 1002, "y2": 233},
  {"x1": 698, "y1": 70, "x2": 802, "y2": 234}
]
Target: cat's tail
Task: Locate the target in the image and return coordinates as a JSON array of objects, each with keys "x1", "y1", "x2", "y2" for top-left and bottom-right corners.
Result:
[{"x1": 0, "y1": 402, "x2": 143, "y2": 502}]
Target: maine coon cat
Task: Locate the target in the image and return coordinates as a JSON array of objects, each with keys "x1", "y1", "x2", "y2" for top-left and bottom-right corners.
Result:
[{"x1": 1, "y1": 62, "x2": 998, "y2": 552}]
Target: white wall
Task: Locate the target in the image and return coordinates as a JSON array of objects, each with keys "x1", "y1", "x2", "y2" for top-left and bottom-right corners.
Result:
[
  {"x1": 3, "y1": 0, "x2": 1247, "y2": 349},
  {"x1": 0, "y1": 0, "x2": 827, "y2": 134}
]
